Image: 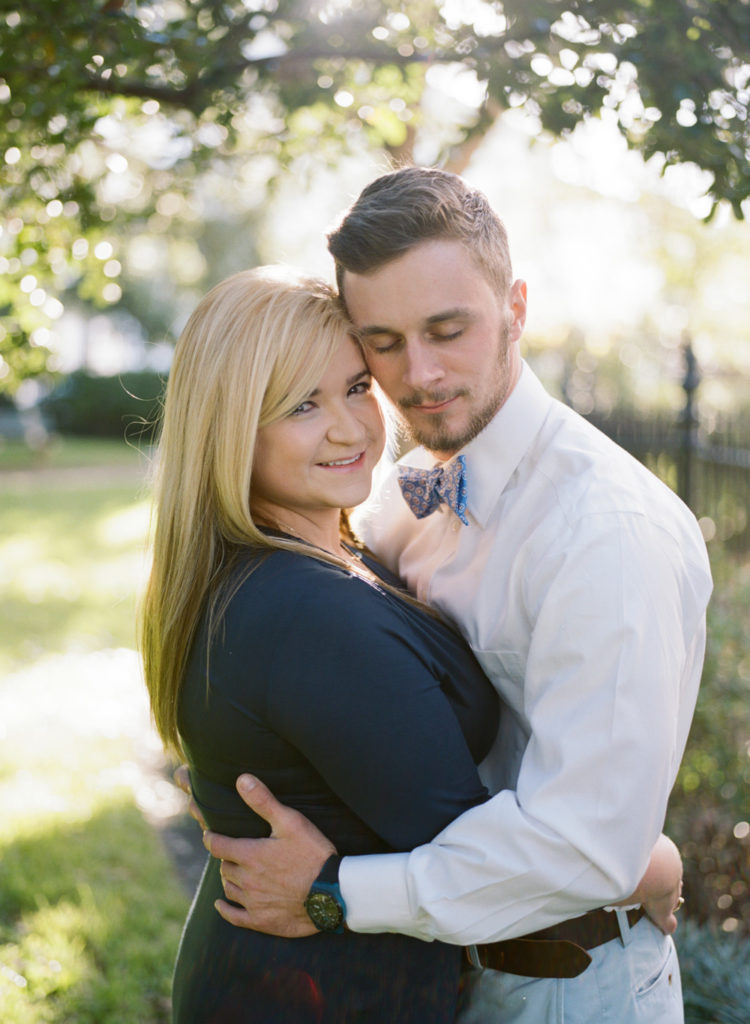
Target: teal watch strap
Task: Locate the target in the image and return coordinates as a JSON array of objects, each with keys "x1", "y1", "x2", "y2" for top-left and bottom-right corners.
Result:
[{"x1": 304, "y1": 855, "x2": 347, "y2": 933}]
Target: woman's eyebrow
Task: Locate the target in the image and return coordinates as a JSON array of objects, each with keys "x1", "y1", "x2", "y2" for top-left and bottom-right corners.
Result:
[
  {"x1": 346, "y1": 368, "x2": 371, "y2": 386},
  {"x1": 306, "y1": 368, "x2": 370, "y2": 397}
]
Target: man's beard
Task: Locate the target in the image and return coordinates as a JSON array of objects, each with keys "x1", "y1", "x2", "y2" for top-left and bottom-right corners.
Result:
[
  {"x1": 397, "y1": 390, "x2": 501, "y2": 454},
  {"x1": 397, "y1": 327, "x2": 513, "y2": 455}
]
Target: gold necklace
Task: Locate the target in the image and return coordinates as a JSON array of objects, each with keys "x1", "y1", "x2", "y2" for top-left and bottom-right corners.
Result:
[{"x1": 259, "y1": 518, "x2": 379, "y2": 583}]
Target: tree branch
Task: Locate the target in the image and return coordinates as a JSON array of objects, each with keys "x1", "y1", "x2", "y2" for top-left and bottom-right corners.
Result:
[
  {"x1": 81, "y1": 70, "x2": 202, "y2": 108},
  {"x1": 78, "y1": 46, "x2": 432, "y2": 111}
]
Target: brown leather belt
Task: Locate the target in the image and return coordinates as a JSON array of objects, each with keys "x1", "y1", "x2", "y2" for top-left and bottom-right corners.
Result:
[{"x1": 467, "y1": 906, "x2": 646, "y2": 979}]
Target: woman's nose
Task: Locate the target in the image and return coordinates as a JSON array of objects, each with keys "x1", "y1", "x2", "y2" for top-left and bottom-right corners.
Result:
[{"x1": 326, "y1": 404, "x2": 367, "y2": 444}]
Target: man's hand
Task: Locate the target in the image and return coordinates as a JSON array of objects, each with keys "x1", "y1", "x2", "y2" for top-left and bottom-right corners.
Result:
[
  {"x1": 617, "y1": 833, "x2": 684, "y2": 936},
  {"x1": 640, "y1": 883, "x2": 684, "y2": 937},
  {"x1": 203, "y1": 774, "x2": 337, "y2": 937}
]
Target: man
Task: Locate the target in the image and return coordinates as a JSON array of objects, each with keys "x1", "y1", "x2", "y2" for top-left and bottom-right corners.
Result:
[{"x1": 193, "y1": 167, "x2": 712, "y2": 1022}]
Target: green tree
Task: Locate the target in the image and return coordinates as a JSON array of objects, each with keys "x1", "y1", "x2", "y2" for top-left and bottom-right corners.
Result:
[{"x1": 2, "y1": 0, "x2": 750, "y2": 391}]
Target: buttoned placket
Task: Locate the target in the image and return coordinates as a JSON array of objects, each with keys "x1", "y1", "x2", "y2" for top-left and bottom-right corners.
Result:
[{"x1": 421, "y1": 505, "x2": 463, "y2": 606}]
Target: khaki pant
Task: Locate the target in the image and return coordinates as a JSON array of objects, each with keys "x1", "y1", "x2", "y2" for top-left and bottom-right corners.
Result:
[{"x1": 457, "y1": 914, "x2": 683, "y2": 1024}]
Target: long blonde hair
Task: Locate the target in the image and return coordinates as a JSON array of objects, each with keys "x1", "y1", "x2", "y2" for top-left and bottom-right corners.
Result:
[{"x1": 140, "y1": 268, "x2": 357, "y2": 755}]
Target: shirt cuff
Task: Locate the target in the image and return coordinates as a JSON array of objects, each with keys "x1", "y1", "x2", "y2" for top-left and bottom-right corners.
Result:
[{"x1": 340, "y1": 852, "x2": 427, "y2": 938}]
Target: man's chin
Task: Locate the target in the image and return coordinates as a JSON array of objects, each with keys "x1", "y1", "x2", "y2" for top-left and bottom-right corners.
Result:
[
  {"x1": 410, "y1": 425, "x2": 471, "y2": 457},
  {"x1": 408, "y1": 407, "x2": 498, "y2": 456}
]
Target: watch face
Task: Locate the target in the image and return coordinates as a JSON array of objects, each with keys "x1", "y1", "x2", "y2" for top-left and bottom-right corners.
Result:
[{"x1": 305, "y1": 892, "x2": 344, "y2": 932}]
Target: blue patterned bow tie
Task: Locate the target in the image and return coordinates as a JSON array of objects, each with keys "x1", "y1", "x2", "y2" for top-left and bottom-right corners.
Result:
[{"x1": 398, "y1": 454, "x2": 469, "y2": 526}]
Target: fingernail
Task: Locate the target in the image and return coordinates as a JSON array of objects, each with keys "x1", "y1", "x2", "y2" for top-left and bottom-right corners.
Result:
[{"x1": 238, "y1": 774, "x2": 256, "y2": 792}]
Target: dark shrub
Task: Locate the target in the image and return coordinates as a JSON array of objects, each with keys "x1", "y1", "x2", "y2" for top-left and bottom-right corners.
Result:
[
  {"x1": 677, "y1": 921, "x2": 750, "y2": 1024},
  {"x1": 42, "y1": 371, "x2": 166, "y2": 440}
]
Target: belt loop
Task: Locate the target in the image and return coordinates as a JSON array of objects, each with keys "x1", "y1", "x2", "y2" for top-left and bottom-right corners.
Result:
[
  {"x1": 465, "y1": 944, "x2": 483, "y2": 968},
  {"x1": 614, "y1": 908, "x2": 634, "y2": 947}
]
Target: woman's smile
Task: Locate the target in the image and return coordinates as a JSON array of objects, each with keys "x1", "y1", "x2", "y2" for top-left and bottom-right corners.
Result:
[{"x1": 317, "y1": 451, "x2": 366, "y2": 468}]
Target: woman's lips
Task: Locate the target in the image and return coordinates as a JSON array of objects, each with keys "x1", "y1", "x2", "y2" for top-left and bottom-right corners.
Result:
[{"x1": 317, "y1": 452, "x2": 366, "y2": 468}]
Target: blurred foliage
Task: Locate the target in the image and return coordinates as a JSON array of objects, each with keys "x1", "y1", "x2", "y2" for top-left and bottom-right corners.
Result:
[
  {"x1": 41, "y1": 369, "x2": 165, "y2": 439},
  {"x1": 2, "y1": 0, "x2": 750, "y2": 391},
  {"x1": 677, "y1": 921, "x2": 750, "y2": 1024},
  {"x1": 522, "y1": 183, "x2": 750, "y2": 402},
  {"x1": 667, "y1": 548, "x2": 750, "y2": 939}
]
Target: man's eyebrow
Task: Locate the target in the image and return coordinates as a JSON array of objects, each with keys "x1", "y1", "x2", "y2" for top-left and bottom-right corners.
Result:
[
  {"x1": 356, "y1": 308, "x2": 475, "y2": 337},
  {"x1": 356, "y1": 324, "x2": 396, "y2": 338},
  {"x1": 424, "y1": 307, "x2": 474, "y2": 326}
]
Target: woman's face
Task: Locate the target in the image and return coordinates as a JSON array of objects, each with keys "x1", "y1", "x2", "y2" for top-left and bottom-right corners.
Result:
[{"x1": 251, "y1": 335, "x2": 386, "y2": 534}]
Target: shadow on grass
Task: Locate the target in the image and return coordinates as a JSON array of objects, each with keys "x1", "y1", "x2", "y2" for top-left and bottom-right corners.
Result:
[{"x1": 0, "y1": 799, "x2": 189, "y2": 1024}]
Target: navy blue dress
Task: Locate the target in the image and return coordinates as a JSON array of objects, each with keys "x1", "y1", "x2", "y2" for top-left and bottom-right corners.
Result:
[{"x1": 173, "y1": 541, "x2": 499, "y2": 1023}]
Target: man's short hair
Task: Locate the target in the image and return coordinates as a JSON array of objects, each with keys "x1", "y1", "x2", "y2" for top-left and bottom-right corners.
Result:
[{"x1": 327, "y1": 166, "x2": 512, "y2": 301}]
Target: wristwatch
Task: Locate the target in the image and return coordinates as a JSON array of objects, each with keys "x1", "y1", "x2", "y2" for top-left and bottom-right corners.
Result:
[{"x1": 304, "y1": 855, "x2": 347, "y2": 933}]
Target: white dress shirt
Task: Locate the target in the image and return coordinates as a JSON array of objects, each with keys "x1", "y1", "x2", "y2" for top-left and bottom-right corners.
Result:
[{"x1": 343, "y1": 362, "x2": 712, "y2": 945}]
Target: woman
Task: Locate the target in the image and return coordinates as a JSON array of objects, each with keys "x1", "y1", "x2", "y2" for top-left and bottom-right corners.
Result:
[{"x1": 140, "y1": 268, "x2": 501, "y2": 1022}]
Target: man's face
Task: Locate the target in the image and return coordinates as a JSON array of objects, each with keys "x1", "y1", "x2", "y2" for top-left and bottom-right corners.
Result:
[{"x1": 342, "y1": 239, "x2": 527, "y2": 459}]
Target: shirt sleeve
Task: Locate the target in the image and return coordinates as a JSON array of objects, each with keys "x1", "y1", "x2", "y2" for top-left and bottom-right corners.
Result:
[
  {"x1": 340, "y1": 511, "x2": 711, "y2": 943},
  {"x1": 261, "y1": 565, "x2": 490, "y2": 853}
]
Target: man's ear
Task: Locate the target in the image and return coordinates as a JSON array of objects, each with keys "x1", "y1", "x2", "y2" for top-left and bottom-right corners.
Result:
[{"x1": 508, "y1": 279, "x2": 527, "y2": 343}]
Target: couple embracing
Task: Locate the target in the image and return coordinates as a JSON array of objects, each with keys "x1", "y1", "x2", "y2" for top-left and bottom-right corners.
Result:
[{"x1": 141, "y1": 167, "x2": 712, "y2": 1023}]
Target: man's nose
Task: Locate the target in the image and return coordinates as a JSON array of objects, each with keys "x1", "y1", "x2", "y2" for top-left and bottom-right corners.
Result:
[{"x1": 402, "y1": 338, "x2": 445, "y2": 391}]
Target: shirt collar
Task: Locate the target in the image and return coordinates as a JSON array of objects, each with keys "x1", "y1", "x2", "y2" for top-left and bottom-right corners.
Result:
[{"x1": 461, "y1": 362, "x2": 552, "y2": 526}]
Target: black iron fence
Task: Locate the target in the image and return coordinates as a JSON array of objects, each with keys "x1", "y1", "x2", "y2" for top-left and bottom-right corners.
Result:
[{"x1": 582, "y1": 344, "x2": 750, "y2": 549}]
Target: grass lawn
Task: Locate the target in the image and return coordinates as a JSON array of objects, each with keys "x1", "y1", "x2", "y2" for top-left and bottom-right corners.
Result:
[
  {"x1": 0, "y1": 437, "x2": 191, "y2": 1023},
  {"x1": 0, "y1": 435, "x2": 148, "y2": 471},
  {"x1": 0, "y1": 436, "x2": 153, "y2": 674},
  {"x1": 1, "y1": 484, "x2": 151, "y2": 673}
]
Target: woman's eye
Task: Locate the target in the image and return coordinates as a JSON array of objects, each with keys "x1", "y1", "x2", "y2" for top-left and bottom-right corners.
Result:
[
  {"x1": 348, "y1": 380, "x2": 372, "y2": 396},
  {"x1": 290, "y1": 401, "x2": 314, "y2": 416}
]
